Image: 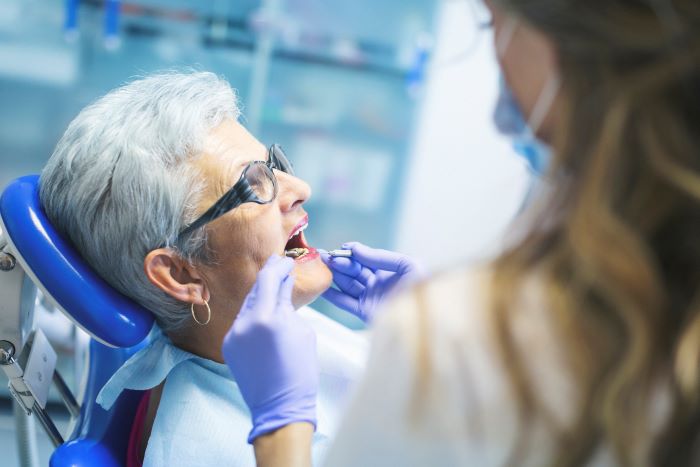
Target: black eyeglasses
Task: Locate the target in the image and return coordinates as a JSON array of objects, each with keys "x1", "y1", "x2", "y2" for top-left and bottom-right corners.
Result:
[{"x1": 175, "y1": 144, "x2": 294, "y2": 242}]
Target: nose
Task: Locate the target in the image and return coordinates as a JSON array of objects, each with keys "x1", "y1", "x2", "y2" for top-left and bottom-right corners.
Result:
[{"x1": 275, "y1": 171, "x2": 311, "y2": 213}]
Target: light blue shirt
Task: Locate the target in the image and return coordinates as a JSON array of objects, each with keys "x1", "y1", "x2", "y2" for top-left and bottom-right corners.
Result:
[{"x1": 97, "y1": 306, "x2": 368, "y2": 467}]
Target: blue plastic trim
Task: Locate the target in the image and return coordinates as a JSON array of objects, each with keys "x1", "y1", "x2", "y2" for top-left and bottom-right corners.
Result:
[
  {"x1": 64, "y1": 0, "x2": 79, "y2": 32},
  {"x1": 0, "y1": 175, "x2": 153, "y2": 347},
  {"x1": 104, "y1": 0, "x2": 120, "y2": 41},
  {"x1": 50, "y1": 339, "x2": 146, "y2": 467}
]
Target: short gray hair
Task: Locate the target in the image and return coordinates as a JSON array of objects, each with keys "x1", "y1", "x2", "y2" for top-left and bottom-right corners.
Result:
[{"x1": 40, "y1": 71, "x2": 241, "y2": 332}]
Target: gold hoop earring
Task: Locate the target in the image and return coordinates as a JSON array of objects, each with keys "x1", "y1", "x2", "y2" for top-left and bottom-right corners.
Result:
[{"x1": 191, "y1": 300, "x2": 211, "y2": 326}]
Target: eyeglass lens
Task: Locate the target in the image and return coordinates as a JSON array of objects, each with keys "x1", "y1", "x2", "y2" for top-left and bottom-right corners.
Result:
[
  {"x1": 240, "y1": 146, "x2": 293, "y2": 203},
  {"x1": 244, "y1": 162, "x2": 277, "y2": 202},
  {"x1": 270, "y1": 145, "x2": 295, "y2": 175}
]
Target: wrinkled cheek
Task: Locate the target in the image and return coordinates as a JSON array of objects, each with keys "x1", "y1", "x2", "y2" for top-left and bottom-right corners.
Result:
[
  {"x1": 249, "y1": 239, "x2": 279, "y2": 270},
  {"x1": 236, "y1": 212, "x2": 281, "y2": 269}
]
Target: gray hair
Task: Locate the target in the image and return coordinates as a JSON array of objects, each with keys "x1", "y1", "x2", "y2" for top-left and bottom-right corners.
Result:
[{"x1": 39, "y1": 71, "x2": 241, "y2": 332}]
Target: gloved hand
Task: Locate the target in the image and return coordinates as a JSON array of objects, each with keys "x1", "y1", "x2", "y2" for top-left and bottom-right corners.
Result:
[
  {"x1": 222, "y1": 255, "x2": 319, "y2": 444},
  {"x1": 321, "y1": 242, "x2": 424, "y2": 324}
]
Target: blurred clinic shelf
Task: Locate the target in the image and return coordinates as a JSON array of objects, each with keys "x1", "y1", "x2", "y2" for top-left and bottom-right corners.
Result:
[{"x1": 0, "y1": 0, "x2": 439, "y2": 327}]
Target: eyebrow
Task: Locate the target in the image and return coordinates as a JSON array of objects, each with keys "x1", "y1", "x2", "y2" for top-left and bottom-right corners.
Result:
[
  {"x1": 222, "y1": 160, "x2": 247, "y2": 190},
  {"x1": 221, "y1": 151, "x2": 264, "y2": 188},
  {"x1": 217, "y1": 144, "x2": 270, "y2": 191}
]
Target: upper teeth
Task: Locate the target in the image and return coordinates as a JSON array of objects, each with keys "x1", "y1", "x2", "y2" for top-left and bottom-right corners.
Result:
[{"x1": 289, "y1": 222, "x2": 308, "y2": 239}]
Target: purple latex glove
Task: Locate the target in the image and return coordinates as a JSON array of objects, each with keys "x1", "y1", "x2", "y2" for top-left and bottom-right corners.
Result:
[
  {"x1": 222, "y1": 255, "x2": 319, "y2": 444},
  {"x1": 321, "y1": 242, "x2": 424, "y2": 323}
]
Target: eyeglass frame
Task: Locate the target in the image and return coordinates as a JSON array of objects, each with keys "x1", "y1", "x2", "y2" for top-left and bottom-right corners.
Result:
[{"x1": 174, "y1": 144, "x2": 293, "y2": 243}]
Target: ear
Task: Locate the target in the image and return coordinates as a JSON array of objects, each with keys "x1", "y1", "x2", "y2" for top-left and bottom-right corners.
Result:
[{"x1": 144, "y1": 248, "x2": 210, "y2": 305}]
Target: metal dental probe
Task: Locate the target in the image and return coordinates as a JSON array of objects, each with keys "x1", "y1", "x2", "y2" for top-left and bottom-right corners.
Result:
[{"x1": 317, "y1": 249, "x2": 353, "y2": 258}]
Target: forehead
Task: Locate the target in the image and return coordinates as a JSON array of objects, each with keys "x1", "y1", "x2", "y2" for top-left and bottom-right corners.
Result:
[
  {"x1": 194, "y1": 120, "x2": 266, "y2": 199},
  {"x1": 203, "y1": 119, "x2": 266, "y2": 163}
]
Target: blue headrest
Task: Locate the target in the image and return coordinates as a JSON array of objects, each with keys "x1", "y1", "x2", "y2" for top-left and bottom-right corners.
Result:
[
  {"x1": 51, "y1": 339, "x2": 147, "y2": 467},
  {"x1": 0, "y1": 175, "x2": 153, "y2": 348}
]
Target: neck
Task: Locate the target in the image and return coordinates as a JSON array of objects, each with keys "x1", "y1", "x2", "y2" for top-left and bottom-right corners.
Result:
[
  {"x1": 168, "y1": 296, "x2": 241, "y2": 363},
  {"x1": 169, "y1": 327, "x2": 226, "y2": 363}
]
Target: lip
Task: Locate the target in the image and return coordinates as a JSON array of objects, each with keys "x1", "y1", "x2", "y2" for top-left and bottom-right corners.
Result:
[
  {"x1": 288, "y1": 214, "x2": 309, "y2": 240},
  {"x1": 282, "y1": 214, "x2": 318, "y2": 262}
]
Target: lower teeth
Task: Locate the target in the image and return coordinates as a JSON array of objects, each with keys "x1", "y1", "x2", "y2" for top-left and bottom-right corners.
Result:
[{"x1": 285, "y1": 248, "x2": 309, "y2": 259}]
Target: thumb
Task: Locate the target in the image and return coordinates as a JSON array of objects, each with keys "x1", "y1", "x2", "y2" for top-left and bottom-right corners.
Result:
[
  {"x1": 348, "y1": 243, "x2": 415, "y2": 274},
  {"x1": 277, "y1": 273, "x2": 295, "y2": 308}
]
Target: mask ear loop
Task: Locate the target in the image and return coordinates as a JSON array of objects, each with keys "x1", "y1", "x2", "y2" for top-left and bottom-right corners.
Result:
[
  {"x1": 496, "y1": 16, "x2": 519, "y2": 58},
  {"x1": 495, "y1": 15, "x2": 561, "y2": 137},
  {"x1": 527, "y1": 74, "x2": 561, "y2": 135}
]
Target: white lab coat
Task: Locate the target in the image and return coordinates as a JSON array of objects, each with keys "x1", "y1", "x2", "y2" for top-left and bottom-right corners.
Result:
[{"x1": 323, "y1": 267, "x2": 622, "y2": 466}]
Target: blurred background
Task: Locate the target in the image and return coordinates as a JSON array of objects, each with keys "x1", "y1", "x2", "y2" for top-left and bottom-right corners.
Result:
[{"x1": 0, "y1": 0, "x2": 530, "y2": 464}]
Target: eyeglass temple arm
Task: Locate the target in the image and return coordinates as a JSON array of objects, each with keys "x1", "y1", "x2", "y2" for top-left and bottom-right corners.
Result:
[{"x1": 175, "y1": 182, "x2": 255, "y2": 240}]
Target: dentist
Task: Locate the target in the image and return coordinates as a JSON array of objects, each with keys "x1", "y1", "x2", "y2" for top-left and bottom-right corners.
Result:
[{"x1": 223, "y1": 0, "x2": 700, "y2": 465}]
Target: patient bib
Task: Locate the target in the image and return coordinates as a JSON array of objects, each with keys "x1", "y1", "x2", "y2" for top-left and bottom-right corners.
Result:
[{"x1": 97, "y1": 306, "x2": 367, "y2": 467}]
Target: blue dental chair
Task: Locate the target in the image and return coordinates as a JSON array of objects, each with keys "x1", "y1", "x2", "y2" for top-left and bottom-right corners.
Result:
[{"x1": 0, "y1": 175, "x2": 155, "y2": 466}]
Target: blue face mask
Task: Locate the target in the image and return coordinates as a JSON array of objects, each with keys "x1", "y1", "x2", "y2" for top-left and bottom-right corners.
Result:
[{"x1": 493, "y1": 75, "x2": 552, "y2": 176}]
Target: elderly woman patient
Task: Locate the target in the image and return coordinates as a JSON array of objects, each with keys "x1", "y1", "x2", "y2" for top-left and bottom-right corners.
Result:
[{"x1": 39, "y1": 72, "x2": 365, "y2": 466}]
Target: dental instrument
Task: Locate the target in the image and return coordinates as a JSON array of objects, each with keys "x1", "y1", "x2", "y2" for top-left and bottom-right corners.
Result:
[{"x1": 318, "y1": 249, "x2": 353, "y2": 258}]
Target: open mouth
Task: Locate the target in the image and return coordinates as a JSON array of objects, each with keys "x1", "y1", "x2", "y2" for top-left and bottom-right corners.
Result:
[{"x1": 284, "y1": 216, "x2": 318, "y2": 263}]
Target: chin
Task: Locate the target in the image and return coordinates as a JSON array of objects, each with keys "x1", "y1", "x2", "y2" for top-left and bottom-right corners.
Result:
[{"x1": 291, "y1": 256, "x2": 333, "y2": 309}]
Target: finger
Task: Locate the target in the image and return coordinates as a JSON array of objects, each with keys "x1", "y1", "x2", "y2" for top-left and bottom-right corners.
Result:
[
  {"x1": 324, "y1": 256, "x2": 363, "y2": 277},
  {"x1": 258, "y1": 254, "x2": 294, "y2": 281},
  {"x1": 326, "y1": 260, "x2": 373, "y2": 288},
  {"x1": 348, "y1": 266, "x2": 374, "y2": 287},
  {"x1": 320, "y1": 251, "x2": 332, "y2": 264},
  {"x1": 238, "y1": 255, "x2": 291, "y2": 318},
  {"x1": 277, "y1": 273, "x2": 295, "y2": 308},
  {"x1": 346, "y1": 242, "x2": 413, "y2": 273},
  {"x1": 332, "y1": 271, "x2": 365, "y2": 298},
  {"x1": 260, "y1": 253, "x2": 286, "y2": 272},
  {"x1": 256, "y1": 255, "x2": 295, "y2": 310},
  {"x1": 322, "y1": 287, "x2": 360, "y2": 316},
  {"x1": 364, "y1": 269, "x2": 378, "y2": 290}
]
